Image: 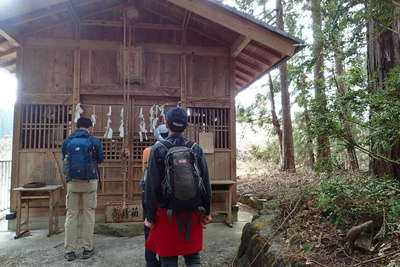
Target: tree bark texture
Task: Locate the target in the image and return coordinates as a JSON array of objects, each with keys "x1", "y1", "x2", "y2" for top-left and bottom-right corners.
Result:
[
  {"x1": 276, "y1": 0, "x2": 296, "y2": 172},
  {"x1": 311, "y1": 0, "x2": 331, "y2": 163},
  {"x1": 304, "y1": 108, "x2": 316, "y2": 169},
  {"x1": 367, "y1": 2, "x2": 400, "y2": 179},
  {"x1": 268, "y1": 74, "x2": 284, "y2": 166},
  {"x1": 334, "y1": 51, "x2": 359, "y2": 171}
]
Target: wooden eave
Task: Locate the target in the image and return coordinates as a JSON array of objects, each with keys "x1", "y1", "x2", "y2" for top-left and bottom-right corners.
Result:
[{"x1": 0, "y1": 0, "x2": 304, "y2": 92}]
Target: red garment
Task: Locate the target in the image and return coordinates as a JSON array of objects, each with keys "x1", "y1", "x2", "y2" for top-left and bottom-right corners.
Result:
[{"x1": 145, "y1": 207, "x2": 203, "y2": 257}]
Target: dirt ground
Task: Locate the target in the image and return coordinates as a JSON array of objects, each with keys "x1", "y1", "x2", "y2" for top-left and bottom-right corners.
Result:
[
  {"x1": 236, "y1": 158, "x2": 400, "y2": 267},
  {"x1": 0, "y1": 207, "x2": 255, "y2": 267}
]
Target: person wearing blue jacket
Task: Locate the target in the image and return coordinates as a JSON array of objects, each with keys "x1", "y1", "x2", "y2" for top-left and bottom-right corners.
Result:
[{"x1": 62, "y1": 117, "x2": 104, "y2": 261}]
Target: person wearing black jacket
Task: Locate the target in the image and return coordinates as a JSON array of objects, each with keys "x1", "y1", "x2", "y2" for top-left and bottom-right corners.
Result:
[{"x1": 144, "y1": 107, "x2": 212, "y2": 267}]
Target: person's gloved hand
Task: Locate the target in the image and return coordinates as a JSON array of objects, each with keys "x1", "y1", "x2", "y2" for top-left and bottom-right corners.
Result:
[
  {"x1": 144, "y1": 218, "x2": 154, "y2": 229},
  {"x1": 201, "y1": 215, "x2": 212, "y2": 226}
]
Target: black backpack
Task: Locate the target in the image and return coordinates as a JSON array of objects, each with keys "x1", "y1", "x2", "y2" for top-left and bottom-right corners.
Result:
[{"x1": 161, "y1": 140, "x2": 206, "y2": 213}]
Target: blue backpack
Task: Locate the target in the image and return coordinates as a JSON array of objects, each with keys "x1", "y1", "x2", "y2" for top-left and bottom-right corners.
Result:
[{"x1": 64, "y1": 137, "x2": 97, "y2": 180}]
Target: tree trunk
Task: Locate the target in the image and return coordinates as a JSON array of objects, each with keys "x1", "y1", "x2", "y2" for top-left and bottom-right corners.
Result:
[
  {"x1": 268, "y1": 74, "x2": 284, "y2": 166},
  {"x1": 367, "y1": 2, "x2": 400, "y2": 179},
  {"x1": 304, "y1": 109, "x2": 315, "y2": 169},
  {"x1": 276, "y1": 0, "x2": 296, "y2": 172},
  {"x1": 311, "y1": 0, "x2": 331, "y2": 164},
  {"x1": 334, "y1": 51, "x2": 359, "y2": 171}
]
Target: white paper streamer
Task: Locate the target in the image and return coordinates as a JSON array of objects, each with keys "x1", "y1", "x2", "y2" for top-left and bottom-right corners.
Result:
[
  {"x1": 119, "y1": 107, "x2": 124, "y2": 138},
  {"x1": 104, "y1": 106, "x2": 113, "y2": 139},
  {"x1": 159, "y1": 104, "x2": 166, "y2": 124},
  {"x1": 91, "y1": 105, "x2": 97, "y2": 126},
  {"x1": 74, "y1": 103, "x2": 83, "y2": 123},
  {"x1": 151, "y1": 105, "x2": 159, "y2": 133},
  {"x1": 139, "y1": 107, "x2": 147, "y2": 142},
  {"x1": 149, "y1": 104, "x2": 156, "y2": 133}
]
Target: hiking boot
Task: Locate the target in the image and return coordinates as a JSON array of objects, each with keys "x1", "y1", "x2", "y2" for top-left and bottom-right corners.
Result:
[
  {"x1": 81, "y1": 249, "x2": 94, "y2": 259},
  {"x1": 64, "y1": 252, "x2": 76, "y2": 261}
]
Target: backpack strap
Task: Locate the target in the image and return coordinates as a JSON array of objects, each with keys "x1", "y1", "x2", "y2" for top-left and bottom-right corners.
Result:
[
  {"x1": 175, "y1": 211, "x2": 192, "y2": 241},
  {"x1": 159, "y1": 140, "x2": 174, "y2": 150},
  {"x1": 184, "y1": 140, "x2": 196, "y2": 150}
]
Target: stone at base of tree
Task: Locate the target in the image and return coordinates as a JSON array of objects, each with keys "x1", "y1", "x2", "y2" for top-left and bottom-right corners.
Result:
[
  {"x1": 235, "y1": 207, "x2": 305, "y2": 267},
  {"x1": 240, "y1": 194, "x2": 269, "y2": 210}
]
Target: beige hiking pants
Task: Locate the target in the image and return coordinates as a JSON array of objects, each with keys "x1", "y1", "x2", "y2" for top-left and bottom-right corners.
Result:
[{"x1": 64, "y1": 179, "x2": 98, "y2": 253}]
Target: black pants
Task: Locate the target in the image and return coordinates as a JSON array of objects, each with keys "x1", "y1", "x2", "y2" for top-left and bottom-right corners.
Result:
[
  {"x1": 160, "y1": 253, "x2": 201, "y2": 267},
  {"x1": 143, "y1": 193, "x2": 160, "y2": 267}
]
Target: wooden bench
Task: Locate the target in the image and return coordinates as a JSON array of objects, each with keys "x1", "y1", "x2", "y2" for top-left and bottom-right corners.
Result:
[
  {"x1": 13, "y1": 185, "x2": 63, "y2": 238},
  {"x1": 211, "y1": 180, "x2": 236, "y2": 227}
]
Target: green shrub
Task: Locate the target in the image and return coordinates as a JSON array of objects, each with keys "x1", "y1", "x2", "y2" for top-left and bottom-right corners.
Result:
[
  {"x1": 249, "y1": 142, "x2": 280, "y2": 164},
  {"x1": 317, "y1": 174, "x2": 400, "y2": 234}
]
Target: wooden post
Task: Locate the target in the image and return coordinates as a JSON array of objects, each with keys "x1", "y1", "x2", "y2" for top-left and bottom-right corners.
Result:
[
  {"x1": 72, "y1": 23, "x2": 81, "y2": 131},
  {"x1": 180, "y1": 54, "x2": 188, "y2": 107},
  {"x1": 54, "y1": 190, "x2": 59, "y2": 233},
  {"x1": 48, "y1": 191, "x2": 54, "y2": 236},
  {"x1": 11, "y1": 47, "x2": 23, "y2": 212},
  {"x1": 230, "y1": 57, "x2": 237, "y2": 205},
  {"x1": 16, "y1": 191, "x2": 21, "y2": 236}
]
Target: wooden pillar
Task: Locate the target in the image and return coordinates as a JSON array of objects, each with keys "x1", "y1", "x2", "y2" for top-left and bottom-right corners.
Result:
[
  {"x1": 72, "y1": 23, "x2": 81, "y2": 131},
  {"x1": 10, "y1": 47, "x2": 23, "y2": 211},
  {"x1": 180, "y1": 54, "x2": 188, "y2": 107},
  {"x1": 229, "y1": 57, "x2": 237, "y2": 205}
]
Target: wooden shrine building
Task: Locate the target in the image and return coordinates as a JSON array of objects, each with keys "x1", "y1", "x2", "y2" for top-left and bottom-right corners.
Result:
[{"x1": 0, "y1": 0, "x2": 303, "y2": 227}]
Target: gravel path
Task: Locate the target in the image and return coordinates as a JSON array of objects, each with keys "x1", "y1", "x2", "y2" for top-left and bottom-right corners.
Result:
[{"x1": 0, "y1": 208, "x2": 254, "y2": 267}]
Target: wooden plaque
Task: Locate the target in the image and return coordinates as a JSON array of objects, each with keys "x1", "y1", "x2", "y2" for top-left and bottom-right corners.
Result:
[
  {"x1": 199, "y1": 132, "x2": 214, "y2": 154},
  {"x1": 105, "y1": 201, "x2": 143, "y2": 223}
]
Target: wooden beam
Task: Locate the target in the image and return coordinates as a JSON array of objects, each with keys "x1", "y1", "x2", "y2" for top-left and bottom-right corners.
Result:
[
  {"x1": 236, "y1": 66, "x2": 256, "y2": 77},
  {"x1": 0, "y1": 59, "x2": 16, "y2": 68},
  {"x1": 26, "y1": 2, "x2": 125, "y2": 36},
  {"x1": 81, "y1": 19, "x2": 122, "y2": 27},
  {"x1": 236, "y1": 57, "x2": 262, "y2": 72},
  {"x1": 144, "y1": 43, "x2": 229, "y2": 56},
  {"x1": 231, "y1": 35, "x2": 251, "y2": 57},
  {"x1": 183, "y1": 11, "x2": 192, "y2": 29},
  {"x1": 24, "y1": 37, "x2": 230, "y2": 56},
  {"x1": 248, "y1": 41, "x2": 282, "y2": 59},
  {"x1": 166, "y1": 0, "x2": 296, "y2": 56},
  {"x1": 136, "y1": 23, "x2": 182, "y2": 31},
  {"x1": 241, "y1": 49, "x2": 272, "y2": 66},
  {"x1": 25, "y1": 37, "x2": 120, "y2": 50},
  {"x1": 81, "y1": 20, "x2": 183, "y2": 31},
  {"x1": 143, "y1": 6, "x2": 228, "y2": 46},
  {"x1": 235, "y1": 68, "x2": 253, "y2": 79},
  {"x1": 0, "y1": 28, "x2": 20, "y2": 47},
  {"x1": 67, "y1": 0, "x2": 80, "y2": 22},
  {"x1": 7, "y1": 0, "x2": 101, "y2": 26},
  {"x1": 236, "y1": 73, "x2": 250, "y2": 83},
  {"x1": 182, "y1": 11, "x2": 192, "y2": 45},
  {"x1": 0, "y1": 47, "x2": 17, "y2": 58},
  {"x1": 236, "y1": 81, "x2": 244, "y2": 86}
]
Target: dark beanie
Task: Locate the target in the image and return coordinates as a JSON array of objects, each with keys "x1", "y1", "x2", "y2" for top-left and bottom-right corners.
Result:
[{"x1": 166, "y1": 107, "x2": 188, "y2": 132}]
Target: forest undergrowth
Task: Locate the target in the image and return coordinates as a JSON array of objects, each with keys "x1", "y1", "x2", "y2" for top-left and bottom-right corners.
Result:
[{"x1": 237, "y1": 153, "x2": 400, "y2": 266}]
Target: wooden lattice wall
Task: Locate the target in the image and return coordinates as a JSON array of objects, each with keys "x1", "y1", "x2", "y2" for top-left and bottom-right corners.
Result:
[
  {"x1": 21, "y1": 104, "x2": 72, "y2": 150},
  {"x1": 11, "y1": 17, "x2": 237, "y2": 219}
]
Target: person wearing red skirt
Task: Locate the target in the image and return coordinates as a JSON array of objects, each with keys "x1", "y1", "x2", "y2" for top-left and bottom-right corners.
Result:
[{"x1": 144, "y1": 107, "x2": 212, "y2": 267}]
